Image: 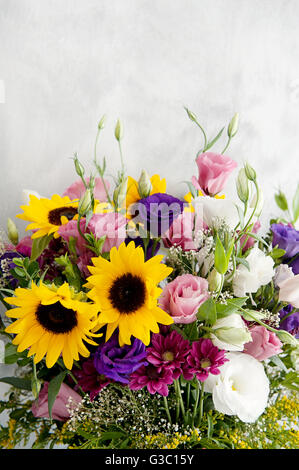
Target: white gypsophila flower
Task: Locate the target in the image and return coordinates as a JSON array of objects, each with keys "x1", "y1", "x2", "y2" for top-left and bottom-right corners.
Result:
[
  {"x1": 274, "y1": 264, "x2": 295, "y2": 287},
  {"x1": 232, "y1": 246, "x2": 275, "y2": 297},
  {"x1": 192, "y1": 196, "x2": 239, "y2": 231},
  {"x1": 204, "y1": 352, "x2": 270, "y2": 423},
  {"x1": 22, "y1": 189, "x2": 42, "y2": 204},
  {"x1": 210, "y1": 313, "x2": 252, "y2": 351}
]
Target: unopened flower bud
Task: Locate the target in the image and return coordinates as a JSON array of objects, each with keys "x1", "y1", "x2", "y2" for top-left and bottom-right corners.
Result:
[
  {"x1": 74, "y1": 155, "x2": 85, "y2": 178},
  {"x1": 7, "y1": 218, "x2": 19, "y2": 245},
  {"x1": 244, "y1": 162, "x2": 256, "y2": 181},
  {"x1": 98, "y1": 114, "x2": 106, "y2": 130},
  {"x1": 115, "y1": 119, "x2": 123, "y2": 141},
  {"x1": 236, "y1": 168, "x2": 249, "y2": 203},
  {"x1": 31, "y1": 376, "x2": 41, "y2": 399},
  {"x1": 227, "y1": 113, "x2": 239, "y2": 138},
  {"x1": 113, "y1": 177, "x2": 128, "y2": 209},
  {"x1": 208, "y1": 269, "x2": 223, "y2": 292},
  {"x1": 274, "y1": 190, "x2": 288, "y2": 212},
  {"x1": 185, "y1": 107, "x2": 198, "y2": 123},
  {"x1": 78, "y1": 189, "x2": 92, "y2": 216},
  {"x1": 213, "y1": 326, "x2": 252, "y2": 347},
  {"x1": 138, "y1": 169, "x2": 152, "y2": 198}
]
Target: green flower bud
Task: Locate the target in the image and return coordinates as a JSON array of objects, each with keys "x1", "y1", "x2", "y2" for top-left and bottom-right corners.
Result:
[
  {"x1": 74, "y1": 155, "x2": 85, "y2": 178},
  {"x1": 212, "y1": 326, "x2": 252, "y2": 346},
  {"x1": 7, "y1": 218, "x2": 19, "y2": 245},
  {"x1": 207, "y1": 268, "x2": 223, "y2": 292},
  {"x1": 274, "y1": 190, "x2": 289, "y2": 212},
  {"x1": 98, "y1": 114, "x2": 106, "y2": 130},
  {"x1": 78, "y1": 189, "x2": 92, "y2": 216},
  {"x1": 113, "y1": 177, "x2": 128, "y2": 209},
  {"x1": 227, "y1": 113, "x2": 239, "y2": 138},
  {"x1": 115, "y1": 119, "x2": 123, "y2": 141},
  {"x1": 236, "y1": 168, "x2": 249, "y2": 203},
  {"x1": 184, "y1": 107, "x2": 198, "y2": 123},
  {"x1": 276, "y1": 330, "x2": 298, "y2": 347},
  {"x1": 31, "y1": 376, "x2": 41, "y2": 399},
  {"x1": 244, "y1": 162, "x2": 256, "y2": 181},
  {"x1": 138, "y1": 169, "x2": 152, "y2": 198}
]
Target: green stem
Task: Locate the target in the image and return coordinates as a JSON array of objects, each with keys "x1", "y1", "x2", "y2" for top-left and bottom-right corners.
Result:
[
  {"x1": 198, "y1": 381, "x2": 205, "y2": 427},
  {"x1": 175, "y1": 379, "x2": 186, "y2": 421},
  {"x1": 118, "y1": 141, "x2": 125, "y2": 178},
  {"x1": 191, "y1": 380, "x2": 200, "y2": 427},
  {"x1": 235, "y1": 181, "x2": 259, "y2": 245},
  {"x1": 163, "y1": 396, "x2": 172, "y2": 425},
  {"x1": 221, "y1": 136, "x2": 232, "y2": 154}
]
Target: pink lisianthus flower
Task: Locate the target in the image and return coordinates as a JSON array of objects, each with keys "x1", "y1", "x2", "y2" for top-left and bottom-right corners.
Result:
[
  {"x1": 129, "y1": 364, "x2": 174, "y2": 397},
  {"x1": 16, "y1": 236, "x2": 32, "y2": 257},
  {"x1": 239, "y1": 220, "x2": 261, "y2": 253},
  {"x1": 31, "y1": 382, "x2": 82, "y2": 421},
  {"x1": 187, "y1": 338, "x2": 228, "y2": 381},
  {"x1": 162, "y1": 211, "x2": 205, "y2": 251},
  {"x1": 159, "y1": 274, "x2": 210, "y2": 324},
  {"x1": 243, "y1": 325, "x2": 282, "y2": 361},
  {"x1": 63, "y1": 177, "x2": 110, "y2": 202},
  {"x1": 88, "y1": 212, "x2": 127, "y2": 252},
  {"x1": 192, "y1": 152, "x2": 237, "y2": 196}
]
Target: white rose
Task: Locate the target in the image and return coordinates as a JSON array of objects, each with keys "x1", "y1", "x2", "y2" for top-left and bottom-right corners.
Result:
[
  {"x1": 210, "y1": 313, "x2": 251, "y2": 351},
  {"x1": 193, "y1": 196, "x2": 239, "y2": 231},
  {"x1": 233, "y1": 247, "x2": 274, "y2": 297},
  {"x1": 205, "y1": 352, "x2": 270, "y2": 423}
]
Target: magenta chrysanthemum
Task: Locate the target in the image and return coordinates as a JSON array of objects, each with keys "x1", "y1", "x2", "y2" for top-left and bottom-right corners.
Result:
[
  {"x1": 187, "y1": 338, "x2": 228, "y2": 382},
  {"x1": 146, "y1": 330, "x2": 191, "y2": 380},
  {"x1": 72, "y1": 357, "x2": 111, "y2": 401},
  {"x1": 129, "y1": 364, "x2": 174, "y2": 396}
]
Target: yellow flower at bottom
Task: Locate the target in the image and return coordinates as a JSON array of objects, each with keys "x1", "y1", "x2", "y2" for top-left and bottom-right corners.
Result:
[
  {"x1": 85, "y1": 241, "x2": 173, "y2": 346},
  {"x1": 4, "y1": 282, "x2": 101, "y2": 369}
]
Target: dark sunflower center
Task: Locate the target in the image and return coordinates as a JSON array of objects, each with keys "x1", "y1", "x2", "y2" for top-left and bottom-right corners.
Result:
[
  {"x1": 48, "y1": 206, "x2": 77, "y2": 225},
  {"x1": 35, "y1": 302, "x2": 78, "y2": 333},
  {"x1": 108, "y1": 273, "x2": 146, "y2": 314}
]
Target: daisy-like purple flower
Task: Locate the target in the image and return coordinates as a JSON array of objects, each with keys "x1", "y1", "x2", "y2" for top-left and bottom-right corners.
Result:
[
  {"x1": 129, "y1": 364, "x2": 174, "y2": 396},
  {"x1": 146, "y1": 330, "x2": 191, "y2": 380},
  {"x1": 93, "y1": 333, "x2": 147, "y2": 384},
  {"x1": 72, "y1": 357, "x2": 111, "y2": 401},
  {"x1": 187, "y1": 338, "x2": 228, "y2": 382}
]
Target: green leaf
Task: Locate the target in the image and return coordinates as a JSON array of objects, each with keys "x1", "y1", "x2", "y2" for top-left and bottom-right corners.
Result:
[
  {"x1": 184, "y1": 322, "x2": 199, "y2": 341},
  {"x1": 207, "y1": 413, "x2": 214, "y2": 438},
  {"x1": 197, "y1": 297, "x2": 217, "y2": 325},
  {"x1": 216, "y1": 297, "x2": 248, "y2": 318},
  {"x1": 0, "y1": 377, "x2": 32, "y2": 391},
  {"x1": 183, "y1": 181, "x2": 197, "y2": 199},
  {"x1": 269, "y1": 355, "x2": 288, "y2": 372},
  {"x1": 30, "y1": 234, "x2": 53, "y2": 261},
  {"x1": 48, "y1": 371, "x2": 68, "y2": 420},
  {"x1": 292, "y1": 183, "x2": 299, "y2": 223},
  {"x1": 214, "y1": 235, "x2": 228, "y2": 274},
  {"x1": 12, "y1": 257, "x2": 24, "y2": 267},
  {"x1": 99, "y1": 431, "x2": 126, "y2": 442},
  {"x1": 235, "y1": 257, "x2": 250, "y2": 271},
  {"x1": 270, "y1": 248, "x2": 286, "y2": 259}
]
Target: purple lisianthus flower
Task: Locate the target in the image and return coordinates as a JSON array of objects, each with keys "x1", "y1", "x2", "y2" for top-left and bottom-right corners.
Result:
[
  {"x1": 279, "y1": 304, "x2": 299, "y2": 339},
  {"x1": 289, "y1": 255, "x2": 299, "y2": 275},
  {"x1": 125, "y1": 236, "x2": 160, "y2": 261},
  {"x1": 93, "y1": 333, "x2": 147, "y2": 384},
  {"x1": 270, "y1": 223, "x2": 299, "y2": 259},
  {"x1": 0, "y1": 251, "x2": 22, "y2": 288},
  {"x1": 133, "y1": 193, "x2": 185, "y2": 237}
]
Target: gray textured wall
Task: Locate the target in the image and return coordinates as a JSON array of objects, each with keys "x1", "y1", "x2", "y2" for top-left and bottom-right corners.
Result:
[{"x1": 0, "y1": 0, "x2": 299, "y2": 442}]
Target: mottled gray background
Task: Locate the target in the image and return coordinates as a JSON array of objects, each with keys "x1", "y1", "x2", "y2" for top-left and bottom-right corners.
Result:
[{"x1": 0, "y1": 0, "x2": 299, "y2": 443}]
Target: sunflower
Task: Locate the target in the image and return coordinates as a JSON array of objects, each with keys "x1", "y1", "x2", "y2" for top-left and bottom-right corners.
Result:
[
  {"x1": 126, "y1": 174, "x2": 166, "y2": 217},
  {"x1": 16, "y1": 194, "x2": 79, "y2": 239},
  {"x1": 4, "y1": 282, "x2": 101, "y2": 369},
  {"x1": 84, "y1": 241, "x2": 174, "y2": 346}
]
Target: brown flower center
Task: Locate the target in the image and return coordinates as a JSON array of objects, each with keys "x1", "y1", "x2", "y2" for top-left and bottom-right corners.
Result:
[
  {"x1": 48, "y1": 206, "x2": 77, "y2": 225},
  {"x1": 109, "y1": 273, "x2": 146, "y2": 314},
  {"x1": 35, "y1": 301, "x2": 77, "y2": 334}
]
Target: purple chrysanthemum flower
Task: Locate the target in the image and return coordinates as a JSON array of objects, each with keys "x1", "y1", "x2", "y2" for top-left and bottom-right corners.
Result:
[
  {"x1": 129, "y1": 364, "x2": 174, "y2": 396},
  {"x1": 146, "y1": 330, "x2": 191, "y2": 380},
  {"x1": 279, "y1": 304, "x2": 299, "y2": 339},
  {"x1": 72, "y1": 357, "x2": 111, "y2": 401},
  {"x1": 93, "y1": 333, "x2": 147, "y2": 384},
  {"x1": 187, "y1": 338, "x2": 228, "y2": 382}
]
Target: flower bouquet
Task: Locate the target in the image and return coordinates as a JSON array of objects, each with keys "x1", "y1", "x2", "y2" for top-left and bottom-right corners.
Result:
[{"x1": 0, "y1": 109, "x2": 298, "y2": 450}]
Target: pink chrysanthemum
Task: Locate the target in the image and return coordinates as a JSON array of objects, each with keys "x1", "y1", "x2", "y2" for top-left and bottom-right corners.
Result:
[
  {"x1": 129, "y1": 364, "x2": 174, "y2": 397},
  {"x1": 187, "y1": 338, "x2": 228, "y2": 382},
  {"x1": 72, "y1": 357, "x2": 111, "y2": 401},
  {"x1": 146, "y1": 330, "x2": 191, "y2": 380}
]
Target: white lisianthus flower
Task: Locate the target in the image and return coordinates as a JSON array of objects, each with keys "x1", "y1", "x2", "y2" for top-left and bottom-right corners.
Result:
[
  {"x1": 274, "y1": 264, "x2": 294, "y2": 287},
  {"x1": 278, "y1": 274, "x2": 299, "y2": 308},
  {"x1": 205, "y1": 352, "x2": 270, "y2": 423},
  {"x1": 210, "y1": 313, "x2": 252, "y2": 351},
  {"x1": 233, "y1": 247, "x2": 275, "y2": 297},
  {"x1": 192, "y1": 196, "x2": 239, "y2": 231}
]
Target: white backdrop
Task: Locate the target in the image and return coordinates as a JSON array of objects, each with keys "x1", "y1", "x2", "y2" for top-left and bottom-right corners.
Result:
[{"x1": 1, "y1": 0, "x2": 299, "y2": 438}]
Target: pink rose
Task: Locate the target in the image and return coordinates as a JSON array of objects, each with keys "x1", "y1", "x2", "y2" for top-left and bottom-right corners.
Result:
[
  {"x1": 163, "y1": 211, "x2": 206, "y2": 251},
  {"x1": 31, "y1": 382, "x2": 82, "y2": 421},
  {"x1": 243, "y1": 325, "x2": 282, "y2": 361},
  {"x1": 63, "y1": 177, "x2": 110, "y2": 202},
  {"x1": 159, "y1": 274, "x2": 210, "y2": 324},
  {"x1": 239, "y1": 220, "x2": 261, "y2": 253},
  {"x1": 88, "y1": 212, "x2": 127, "y2": 252},
  {"x1": 192, "y1": 152, "x2": 237, "y2": 196},
  {"x1": 278, "y1": 274, "x2": 299, "y2": 308}
]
